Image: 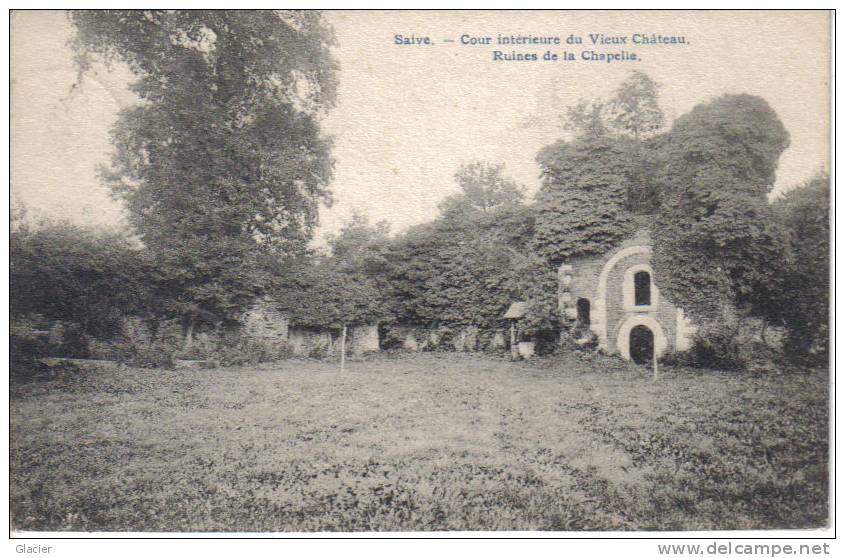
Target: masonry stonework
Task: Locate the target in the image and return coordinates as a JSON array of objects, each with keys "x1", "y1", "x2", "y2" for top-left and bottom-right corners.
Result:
[{"x1": 558, "y1": 229, "x2": 694, "y2": 360}]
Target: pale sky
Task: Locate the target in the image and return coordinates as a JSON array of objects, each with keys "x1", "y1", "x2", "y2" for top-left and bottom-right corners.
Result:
[{"x1": 11, "y1": 10, "x2": 831, "y2": 241}]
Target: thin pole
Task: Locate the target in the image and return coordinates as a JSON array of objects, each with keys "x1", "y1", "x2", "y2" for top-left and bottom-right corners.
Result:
[
  {"x1": 510, "y1": 321, "x2": 516, "y2": 359},
  {"x1": 653, "y1": 347, "x2": 658, "y2": 381},
  {"x1": 340, "y1": 325, "x2": 347, "y2": 372}
]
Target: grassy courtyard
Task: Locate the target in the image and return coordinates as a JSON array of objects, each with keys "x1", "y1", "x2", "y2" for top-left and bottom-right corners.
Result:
[{"x1": 10, "y1": 353, "x2": 829, "y2": 532}]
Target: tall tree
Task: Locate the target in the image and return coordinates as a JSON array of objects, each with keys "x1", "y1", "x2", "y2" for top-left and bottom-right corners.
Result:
[
  {"x1": 273, "y1": 213, "x2": 392, "y2": 352},
  {"x1": 562, "y1": 100, "x2": 609, "y2": 140},
  {"x1": 70, "y1": 10, "x2": 338, "y2": 322},
  {"x1": 324, "y1": 210, "x2": 391, "y2": 273},
  {"x1": 536, "y1": 71, "x2": 666, "y2": 265}
]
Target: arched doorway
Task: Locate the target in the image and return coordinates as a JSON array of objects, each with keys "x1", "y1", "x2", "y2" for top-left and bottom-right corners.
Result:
[{"x1": 629, "y1": 325, "x2": 654, "y2": 365}]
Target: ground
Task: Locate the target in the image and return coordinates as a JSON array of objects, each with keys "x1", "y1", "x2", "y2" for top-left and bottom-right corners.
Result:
[{"x1": 10, "y1": 353, "x2": 829, "y2": 532}]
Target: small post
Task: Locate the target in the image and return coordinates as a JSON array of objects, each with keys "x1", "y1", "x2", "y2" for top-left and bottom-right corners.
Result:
[
  {"x1": 653, "y1": 348, "x2": 658, "y2": 381},
  {"x1": 510, "y1": 321, "x2": 517, "y2": 360},
  {"x1": 340, "y1": 325, "x2": 347, "y2": 373}
]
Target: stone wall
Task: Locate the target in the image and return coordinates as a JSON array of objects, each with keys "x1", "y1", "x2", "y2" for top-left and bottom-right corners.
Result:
[
  {"x1": 243, "y1": 299, "x2": 382, "y2": 357},
  {"x1": 383, "y1": 324, "x2": 510, "y2": 353},
  {"x1": 350, "y1": 324, "x2": 380, "y2": 355},
  {"x1": 242, "y1": 298, "x2": 289, "y2": 345}
]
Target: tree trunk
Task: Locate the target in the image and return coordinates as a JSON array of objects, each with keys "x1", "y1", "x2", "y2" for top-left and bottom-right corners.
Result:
[{"x1": 340, "y1": 325, "x2": 347, "y2": 373}]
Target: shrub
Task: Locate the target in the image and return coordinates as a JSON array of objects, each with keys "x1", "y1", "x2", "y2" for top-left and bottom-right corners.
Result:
[
  {"x1": 47, "y1": 322, "x2": 90, "y2": 359},
  {"x1": 307, "y1": 343, "x2": 330, "y2": 360},
  {"x1": 207, "y1": 331, "x2": 294, "y2": 367},
  {"x1": 10, "y1": 334, "x2": 51, "y2": 380},
  {"x1": 531, "y1": 330, "x2": 560, "y2": 356},
  {"x1": 378, "y1": 324, "x2": 407, "y2": 351},
  {"x1": 107, "y1": 317, "x2": 180, "y2": 369},
  {"x1": 10, "y1": 220, "x2": 149, "y2": 339}
]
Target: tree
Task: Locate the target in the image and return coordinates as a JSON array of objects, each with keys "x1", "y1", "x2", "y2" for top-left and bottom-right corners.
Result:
[
  {"x1": 382, "y1": 198, "x2": 556, "y2": 343},
  {"x1": 773, "y1": 172, "x2": 831, "y2": 362},
  {"x1": 324, "y1": 210, "x2": 391, "y2": 275},
  {"x1": 69, "y1": 10, "x2": 338, "y2": 323},
  {"x1": 438, "y1": 161, "x2": 525, "y2": 217},
  {"x1": 606, "y1": 71, "x2": 664, "y2": 139},
  {"x1": 535, "y1": 71, "x2": 666, "y2": 265},
  {"x1": 562, "y1": 71, "x2": 664, "y2": 141},
  {"x1": 562, "y1": 100, "x2": 609, "y2": 139},
  {"x1": 649, "y1": 94, "x2": 791, "y2": 355}
]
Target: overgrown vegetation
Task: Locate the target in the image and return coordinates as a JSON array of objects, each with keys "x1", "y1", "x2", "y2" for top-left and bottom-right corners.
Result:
[
  {"x1": 10, "y1": 47, "x2": 830, "y2": 369},
  {"x1": 772, "y1": 172, "x2": 831, "y2": 363}
]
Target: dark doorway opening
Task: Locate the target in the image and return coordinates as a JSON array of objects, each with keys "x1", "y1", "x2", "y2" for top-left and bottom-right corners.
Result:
[
  {"x1": 629, "y1": 325, "x2": 654, "y2": 365},
  {"x1": 576, "y1": 298, "x2": 590, "y2": 326}
]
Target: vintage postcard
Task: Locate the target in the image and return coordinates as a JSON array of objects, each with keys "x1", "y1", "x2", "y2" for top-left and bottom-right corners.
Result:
[{"x1": 9, "y1": 8, "x2": 832, "y2": 544}]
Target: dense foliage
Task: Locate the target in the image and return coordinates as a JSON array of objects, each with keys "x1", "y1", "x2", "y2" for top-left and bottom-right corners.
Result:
[
  {"x1": 772, "y1": 172, "x2": 831, "y2": 362},
  {"x1": 273, "y1": 213, "x2": 392, "y2": 330},
  {"x1": 12, "y1": 58, "x2": 829, "y2": 366},
  {"x1": 650, "y1": 95, "x2": 791, "y2": 328},
  {"x1": 533, "y1": 136, "x2": 637, "y2": 265},
  {"x1": 382, "y1": 165, "x2": 558, "y2": 338},
  {"x1": 70, "y1": 10, "x2": 338, "y2": 322},
  {"x1": 605, "y1": 71, "x2": 665, "y2": 139},
  {"x1": 533, "y1": 73, "x2": 665, "y2": 266},
  {"x1": 438, "y1": 161, "x2": 525, "y2": 216},
  {"x1": 10, "y1": 218, "x2": 147, "y2": 339},
  {"x1": 385, "y1": 216, "x2": 523, "y2": 330}
]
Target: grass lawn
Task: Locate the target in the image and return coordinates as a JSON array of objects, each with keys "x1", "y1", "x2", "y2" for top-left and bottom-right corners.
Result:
[{"x1": 10, "y1": 352, "x2": 829, "y2": 532}]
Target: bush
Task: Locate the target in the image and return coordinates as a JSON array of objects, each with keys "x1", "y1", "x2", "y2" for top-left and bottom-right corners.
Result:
[
  {"x1": 10, "y1": 334, "x2": 51, "y2": 380},
  {"x1": 47, "y1": 322, "x2": 90, "y2": 359},
  {"x1": 683, "y1": 317, "x2": 785, "y2": 372},
  {"x1": 531, "y1": 330, "x2": 560, "y2": 356},
  {"x1": 10, "y1": 220, "x2": 149, "y2": 339},
  {"x1": 378, "y1": 324, "x2": 407, "y2": 351},
  {"x1": 107, "y1": 317, "x2": 180, "y2": 369},
  {"x1": 207, "y1": 331, "x2": 294, "y2": 367}
]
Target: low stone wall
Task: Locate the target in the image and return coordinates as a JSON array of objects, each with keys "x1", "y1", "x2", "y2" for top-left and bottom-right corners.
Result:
[
  {"x1": 286, "y1": 325, "x2": 380, "y2": 357},
  {"x1": 383, "y1": 324, "x2": 509, "y2": 353},
  {"x1": 242, "y1": 299, "x2": 381, "y2": 357}
]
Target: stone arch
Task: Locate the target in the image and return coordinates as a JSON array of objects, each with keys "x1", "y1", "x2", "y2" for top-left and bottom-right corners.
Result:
[
  {"x1": 593, "y1": 245, "x2": 651, "y2": 348},
  {"x1": 616, "y1": 315, "x2": 668, "y2": 360}
]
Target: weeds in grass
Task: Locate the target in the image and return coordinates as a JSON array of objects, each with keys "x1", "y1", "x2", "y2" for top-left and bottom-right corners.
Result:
[{"x1": 10, "y1": 353, "x2": 829, "y2": 531}]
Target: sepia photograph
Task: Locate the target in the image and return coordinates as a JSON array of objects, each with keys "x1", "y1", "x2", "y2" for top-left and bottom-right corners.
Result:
[{"x1": 8, "y1": 9, "x2": 832, "y2": 537}]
